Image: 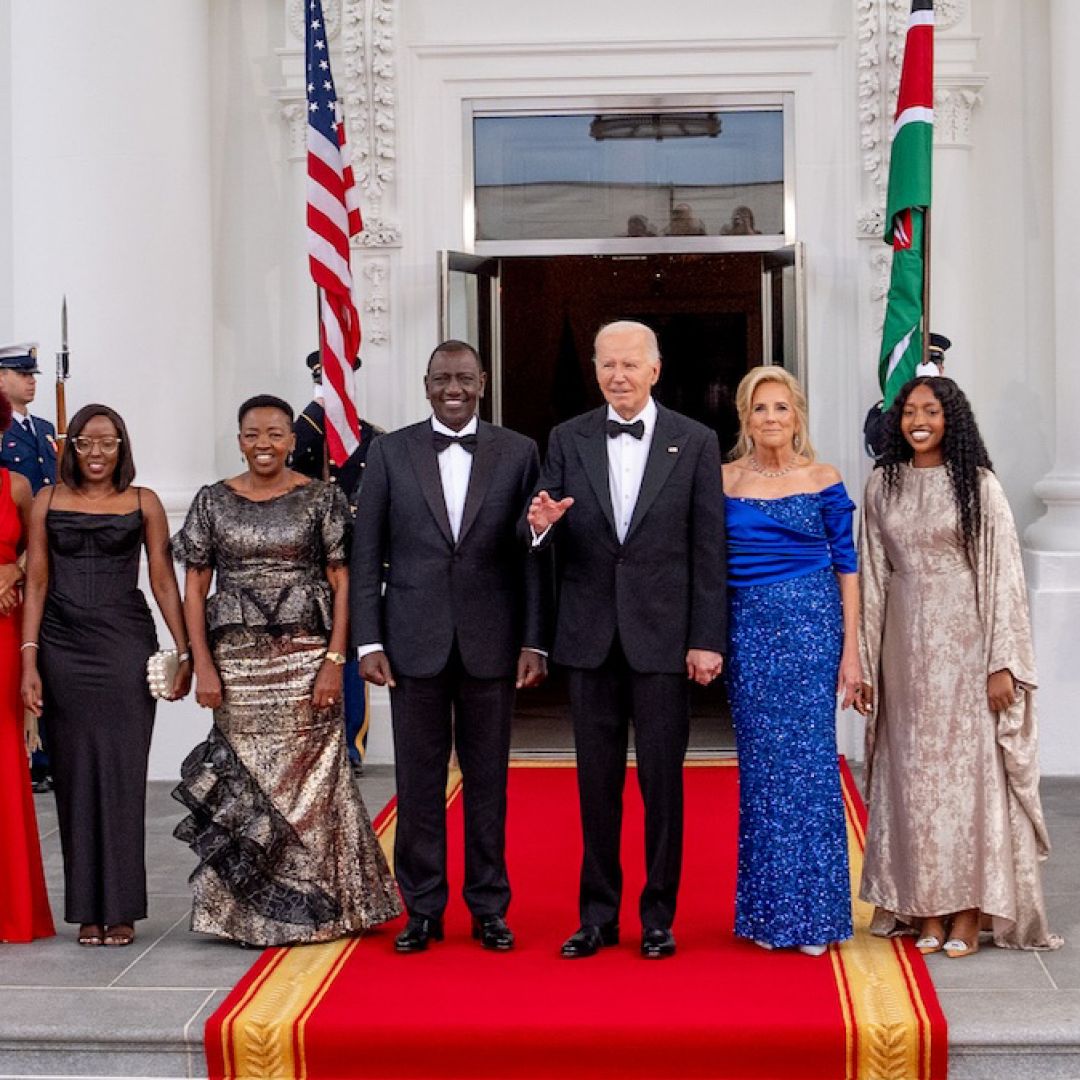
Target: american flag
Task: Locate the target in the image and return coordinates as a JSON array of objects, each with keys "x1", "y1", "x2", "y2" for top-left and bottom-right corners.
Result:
[{"x1": 306, "y1": 0, "x2": 362, "y2": 464}]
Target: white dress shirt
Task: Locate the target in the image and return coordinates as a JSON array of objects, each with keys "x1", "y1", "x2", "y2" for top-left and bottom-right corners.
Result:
[
  {"x1": 432, "y1": 413, "x2": 477, "y2": 542},
  {"x1": 607, "y1": 397, "x2": 656, "y2": 543},
  {"x1": 12, "y1": 407, "x2": 33, "y2": 435}
]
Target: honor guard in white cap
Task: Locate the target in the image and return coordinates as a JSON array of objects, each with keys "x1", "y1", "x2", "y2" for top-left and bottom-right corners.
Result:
[{"x1": 0, "y1": 343, "x2": 58, "y2": 494}]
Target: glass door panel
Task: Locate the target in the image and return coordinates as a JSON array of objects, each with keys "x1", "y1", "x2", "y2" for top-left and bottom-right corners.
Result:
[
  {"x1": 760, "y1": 243, "x2": 806, "y2": 387},
  {"x1": 437, "y1": 251, "x2": 502, "y2": 423}
]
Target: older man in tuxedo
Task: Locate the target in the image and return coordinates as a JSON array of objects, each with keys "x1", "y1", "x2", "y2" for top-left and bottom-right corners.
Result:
[
  {"x1": 352, "y1": 340, "x2": 548, "y2": 953},
  {"x1": 528, "y1": 320, "x2": 727, "y2": 960}
]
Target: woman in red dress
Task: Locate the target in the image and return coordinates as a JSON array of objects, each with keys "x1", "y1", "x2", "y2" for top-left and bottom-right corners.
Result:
[{"x1": 0, "y1": 389, "x2": 54, "y2": 942}]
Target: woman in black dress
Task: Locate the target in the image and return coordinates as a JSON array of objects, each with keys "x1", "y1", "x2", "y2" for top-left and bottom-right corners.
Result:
[{"x1": 21, "y1": 405, "x2": 190, "y2": 947}]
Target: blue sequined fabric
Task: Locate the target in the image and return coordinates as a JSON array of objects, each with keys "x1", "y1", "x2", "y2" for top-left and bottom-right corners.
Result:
[{"x1": 726, "y1": 493, "x2": 854, "y2": 948}]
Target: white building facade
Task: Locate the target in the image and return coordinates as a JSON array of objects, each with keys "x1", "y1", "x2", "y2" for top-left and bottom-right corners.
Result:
[{"x1": 1, "y1": 0, "x2": 1076, "y2": 778}]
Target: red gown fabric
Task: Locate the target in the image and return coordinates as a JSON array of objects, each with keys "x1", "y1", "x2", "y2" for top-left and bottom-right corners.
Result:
[{"x1": 0, "y1": 467, "x2": 54, "y2": 942}]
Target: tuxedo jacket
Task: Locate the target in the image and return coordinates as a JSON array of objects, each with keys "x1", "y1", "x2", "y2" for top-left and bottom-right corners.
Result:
[
  {"x1": 537, "y1": 403, "x2": 727, "y2": 674},
  {"x1": 350, "y1": 419, "x2": 548, "y2": 680},
  {"x1": 0, "y1": 414, "x2": 57, "y2": 493}
]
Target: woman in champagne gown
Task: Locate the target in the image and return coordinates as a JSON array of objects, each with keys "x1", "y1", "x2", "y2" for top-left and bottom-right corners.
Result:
[
  {"x1": 858, "y1": 376, "x2": 1061, "y2": 955},
  {"x1": 0, "y1": 390, "x2": 54, "y2": 943},
  {"x1": 171, "y1": 395, "x2": 402, "y2": 947}
]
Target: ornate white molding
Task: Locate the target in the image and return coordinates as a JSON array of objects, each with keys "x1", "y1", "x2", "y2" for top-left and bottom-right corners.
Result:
[
  {"x1": 934, "y1": 78, "x2": 985, "y2": 147},
  {"x1": 342, "y1": 0, "x2": 401, "y2": 249},
  {"x1": 935, "y1": 0, "x2": 965, "y2": 33},
  {"x1": 287, "y1": 0, "x2": 341, "y2": 42},
  {"x1": 280, "y1": 101, "x2": 308, "y2": 161},
  {"x1": 360, "y1": 257, "x2": 390, "y2": 346}
]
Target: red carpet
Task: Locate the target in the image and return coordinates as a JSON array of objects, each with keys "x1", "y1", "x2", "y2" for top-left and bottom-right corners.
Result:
[{"x1": 207, "y1": 760, "x2": 946, "y2": 1079}]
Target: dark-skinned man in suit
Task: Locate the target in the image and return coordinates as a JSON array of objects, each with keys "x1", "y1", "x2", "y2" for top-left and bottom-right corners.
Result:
[
  {"x1": 528, "y1": 320, "x2": 727, "y2": 960},
  {"x1": 352, "y1": 340, "x2": 548, "y2": 953}
]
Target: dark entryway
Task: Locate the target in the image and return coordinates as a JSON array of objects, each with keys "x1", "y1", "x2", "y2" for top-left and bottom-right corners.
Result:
[{"x1": 489, "y1": 252, "x2": 773, "y2": 753}]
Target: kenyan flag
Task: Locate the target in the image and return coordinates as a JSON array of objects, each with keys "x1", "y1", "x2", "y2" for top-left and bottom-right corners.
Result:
[{"x1": 879, "y1": 0, "x2": 934, "y2": 408}]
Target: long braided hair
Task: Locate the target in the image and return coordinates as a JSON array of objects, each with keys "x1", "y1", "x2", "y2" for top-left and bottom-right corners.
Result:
[{"x1": 877, "y1": 376, "x2": 993, "y2": 555}]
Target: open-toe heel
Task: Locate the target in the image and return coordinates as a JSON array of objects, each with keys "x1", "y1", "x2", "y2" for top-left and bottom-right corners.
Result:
[
  {"x1": 78, "y1": 924, "x2": 104, "y2": 947},
  {"x1": 103, "y1": 924, "x2": 135, "y2": 947}
]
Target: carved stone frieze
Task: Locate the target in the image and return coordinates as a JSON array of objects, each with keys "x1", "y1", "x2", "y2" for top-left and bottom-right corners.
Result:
[
  {"x1": 360, "y1": 257, "x2": 390, "y2": 346},
  {"x1": 280, "y1": 101, "x2": 307, "y2": 161},
  {"x1": 341, "y1": 0, "x2": 399, "y2": 246},
  {"x1": 354, "y1": 215, "x2": 401, "y2": 248},
  {"x1": 287, "y1": 0, "x2": 341, "y2": 42},
  {"x1": 934, "y1": 82, "x2": 983, "y2": 147},
  {"x1": 935, "y1": 0, "x2": 965, "y2": 32}
]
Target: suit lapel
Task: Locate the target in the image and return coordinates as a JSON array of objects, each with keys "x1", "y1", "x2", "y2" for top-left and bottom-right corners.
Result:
[
  {"x1": 574, "y1": 409, "x2": 617, "y2": 536},
  {"x1": 405, "y1": 424, "x2": 454, "y2": 547},
  {"x1": 625, "y1": 405, "x2": 686, "y2": 541},
  {"x1": 457, "y1": 421, "x2": 496, "y2": 547}
]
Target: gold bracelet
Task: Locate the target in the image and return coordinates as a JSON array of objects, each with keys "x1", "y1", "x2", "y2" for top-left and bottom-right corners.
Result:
[{"x1": 324, "y1": 651, "x2": 347, "y2": 666}]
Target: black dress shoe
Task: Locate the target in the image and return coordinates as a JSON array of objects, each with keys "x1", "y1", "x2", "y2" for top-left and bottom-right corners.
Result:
[
  {"x1": 640, "y1": 927, "x2": 676, "y2": 959},
  {"x1": 560, "y1": 923, "x2": 619, "y2": 959},
  {"x1": 394, "y1": 917, "x2": 444, "y2": 953},
  {"x1": 471, "y1": 914, "x2": 515, "y2": 951}
]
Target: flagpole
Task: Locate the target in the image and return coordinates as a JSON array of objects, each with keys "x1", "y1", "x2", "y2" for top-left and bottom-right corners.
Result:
[
  {"x1": 922, "y1": 206, "x2": 932, "y2": 363},
  {"x1": 55, "y1": 295, "x2": 70, "y2": 463},
  {"x1": 315, "y1": 286, "x2": 330, "y2": 482}
]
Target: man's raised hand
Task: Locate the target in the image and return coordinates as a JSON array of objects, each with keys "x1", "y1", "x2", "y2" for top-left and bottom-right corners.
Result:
[{"x1": 528, "y1": 491, "x2": 574, "y2": 533}]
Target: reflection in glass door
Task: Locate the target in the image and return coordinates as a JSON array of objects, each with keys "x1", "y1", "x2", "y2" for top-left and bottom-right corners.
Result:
[
  {"x1": 437, "y1": 252, "x2": 501, "y2": 423},
  {"x1": 761, "y1": 243, "x2": 806, "y2": 386}
]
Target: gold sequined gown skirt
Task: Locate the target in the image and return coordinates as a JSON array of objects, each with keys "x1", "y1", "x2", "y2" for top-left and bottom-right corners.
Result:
[{"x1": 173, "y1": 628, "x2": 403, "y2": 946}]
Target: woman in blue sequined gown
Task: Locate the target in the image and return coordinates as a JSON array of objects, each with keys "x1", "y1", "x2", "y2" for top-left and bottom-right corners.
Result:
[{"x1": 722, "y1": 367, "x2": 861, "y2": 954}]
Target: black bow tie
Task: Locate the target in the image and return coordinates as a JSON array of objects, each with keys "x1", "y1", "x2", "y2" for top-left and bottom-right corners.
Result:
[
  {"x1": 606, "y1": 418, "x2": 645, "y2": 440},
  {"x1": 432, "y1": 430, "x2": 478, "y2": 454}
]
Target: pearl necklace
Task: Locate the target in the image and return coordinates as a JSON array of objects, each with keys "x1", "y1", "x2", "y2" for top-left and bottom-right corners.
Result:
[{"x1": 748, "y1": 455, "x2": 800, "y2": 479}]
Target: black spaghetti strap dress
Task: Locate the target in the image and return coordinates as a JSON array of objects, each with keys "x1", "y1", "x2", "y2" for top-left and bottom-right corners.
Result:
[{"x1": 38, "y1": 494, "x2": 159, "y2": 927}]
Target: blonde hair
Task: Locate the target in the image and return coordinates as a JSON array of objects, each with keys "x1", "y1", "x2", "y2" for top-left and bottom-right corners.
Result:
[{"x1": 731, "y1": 366, "x2": 816, "y2": 462}]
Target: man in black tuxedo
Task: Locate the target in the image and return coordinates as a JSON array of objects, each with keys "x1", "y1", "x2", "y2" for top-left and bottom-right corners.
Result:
[
  {"x1": 528, "y1": 320, "x2": 727, "y2": 960},
  {"x1": 352, "y1": 340, "x2": 548, "y2": 953}
]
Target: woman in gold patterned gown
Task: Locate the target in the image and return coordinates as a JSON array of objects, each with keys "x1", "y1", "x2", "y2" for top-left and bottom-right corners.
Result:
[
  {"x1": 857, "y1": 377, "x2": 1061, "y2": 957},
  {"x1": 171, "y1": 394, "x2": 402, "y2": 946}
]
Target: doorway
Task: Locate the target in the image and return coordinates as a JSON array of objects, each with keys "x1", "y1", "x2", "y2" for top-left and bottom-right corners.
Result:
[{"x1": 439, "y1": 249, "x2": 805, "y2": 753}]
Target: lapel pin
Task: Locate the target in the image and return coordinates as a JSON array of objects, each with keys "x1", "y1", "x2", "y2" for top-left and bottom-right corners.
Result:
[{"x1": 667, "y1": 446, "x2": 679, "y2": 454}]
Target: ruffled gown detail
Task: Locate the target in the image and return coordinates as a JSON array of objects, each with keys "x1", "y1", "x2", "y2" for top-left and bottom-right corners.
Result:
[
  {"x1": 171, "y1": 481, "x2": 402, "y2": 946},
  {"x1": 725, "y1": 483, "x2": 856, "y2": 948}
]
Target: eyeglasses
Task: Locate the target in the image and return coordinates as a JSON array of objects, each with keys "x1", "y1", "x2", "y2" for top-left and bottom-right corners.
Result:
[{"x1": 72, "y1": 436, "x2": 122, "y2": 456}]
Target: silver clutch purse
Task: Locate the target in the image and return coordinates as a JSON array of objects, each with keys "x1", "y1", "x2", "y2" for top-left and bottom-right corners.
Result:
[{"x1": 147, "y1": 649, "x2": 180, "y2": 699}]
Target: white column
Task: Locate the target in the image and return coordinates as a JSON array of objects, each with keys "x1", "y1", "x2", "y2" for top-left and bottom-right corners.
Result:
[
  {"x1": 1023, "y1": 0, "x2": 1080, "y2": 774},
  {"x1": 11, "y1": 0, "x2": 215, "y2": 778}
]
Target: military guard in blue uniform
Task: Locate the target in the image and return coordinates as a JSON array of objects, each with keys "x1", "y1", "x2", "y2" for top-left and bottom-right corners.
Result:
[
  {"x1": 0, "y1": 344, "x2": 57, "y2": 494},
  {"x1": 293, "y1": 350, "x2": 384, "y2": 774},
  {"x1": 0, "y1": 342, "x2": 57, "y2": 792}
]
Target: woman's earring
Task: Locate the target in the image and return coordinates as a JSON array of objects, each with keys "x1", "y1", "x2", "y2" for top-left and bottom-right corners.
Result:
[{"x1": 287, "y1": 451, "x2": 295, "y2": 467}]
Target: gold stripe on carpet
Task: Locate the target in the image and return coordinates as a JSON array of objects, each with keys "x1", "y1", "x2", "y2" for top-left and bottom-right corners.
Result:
[
  {"x1": 832, "y1": 769, "x2": 936, "y2": 1080},
  {"x1": 223, "y1": 768, "x2": 463, "y2": 1079}
]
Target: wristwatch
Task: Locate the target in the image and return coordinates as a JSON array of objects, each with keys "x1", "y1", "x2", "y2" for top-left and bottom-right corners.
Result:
[{"x1": 324, "y1": 651, "x2": 348, "y2": 666}]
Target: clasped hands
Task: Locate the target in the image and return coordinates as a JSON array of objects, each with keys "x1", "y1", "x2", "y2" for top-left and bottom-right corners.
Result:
[{"x1": 0, "y1": 562, "x2": 23, "y2": 616}]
